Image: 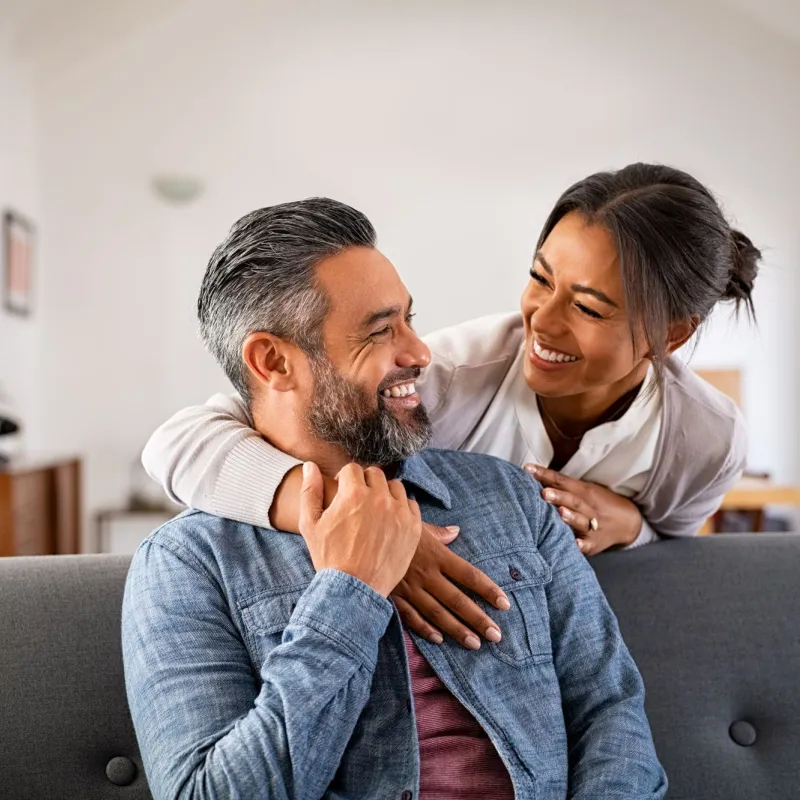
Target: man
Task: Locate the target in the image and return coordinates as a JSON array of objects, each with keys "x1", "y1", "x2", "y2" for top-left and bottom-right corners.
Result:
[{"x1": 122, "y1": 198, "x2": 666, "y2": 799}]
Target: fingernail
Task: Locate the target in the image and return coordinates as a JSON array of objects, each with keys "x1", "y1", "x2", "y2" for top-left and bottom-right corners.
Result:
[
  {"x1": 302, "y1": 462, "x2": 311, "y2": 478},
  {"x1": 485, "y1": 626, "x2": 502, "y2": 643},
  {"x1": 464, "y1": 634, "x2": 481, "y2": 650},
  {"x1": 446, "y1": 525, "x2": 460, "y2": 534},
  {"x1": 428, "y1": 632, "x2": 444, "y2": 645},
  {"x1": 577, "y1": 539, "x2": 587, "y2": 552},
  {"x1": 543, "y1": 489, "x2": 556, "y2": 501},
  {"x1": 496, "y1": 595, "x2": 511, "y2": 611},
  {"x1": 560, "y1": 508, "x2": 571, "y2": 520},
  {"x1": 525, "y1": 464, "x2": 539, "y2": 476}
]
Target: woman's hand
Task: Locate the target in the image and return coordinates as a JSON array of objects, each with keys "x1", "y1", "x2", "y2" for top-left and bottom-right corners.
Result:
[
  {"x1": 391, "y1": 523, "x2": 511, "y2": 650},
  {"x1": 525, "y1": 464, "x2": 642, "y2": 556},
  {"x1": 281, "y1": 465, "x2": 510, "y2": 648}
]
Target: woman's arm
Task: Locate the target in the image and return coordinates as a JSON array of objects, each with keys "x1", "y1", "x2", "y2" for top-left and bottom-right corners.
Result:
[
  {"x1": 642, "y1": 417, "x2": 748, "y2": 539},
  {"x1": 142, "y1": 313, "x2": 523, "y2": 527},
  {"x1": 141, "y1": 392, "x2": 511, "y2": 648},
  {"x1": 639, "y1": 361, "x2": 751, "y2": 539},
  {"x1": 141, "y1": 393, "x2": 303, "y2": 528}
]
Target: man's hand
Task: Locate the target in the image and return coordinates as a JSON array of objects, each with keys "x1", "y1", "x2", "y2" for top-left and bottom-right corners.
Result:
[{"x1": 299, "y1": 462, "x2": 423, "y2": 598}]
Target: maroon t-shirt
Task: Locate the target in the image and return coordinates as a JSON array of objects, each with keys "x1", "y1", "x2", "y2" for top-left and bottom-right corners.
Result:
[{"x1": 403, "y1": 632, "x2": 515, "y2": 799}]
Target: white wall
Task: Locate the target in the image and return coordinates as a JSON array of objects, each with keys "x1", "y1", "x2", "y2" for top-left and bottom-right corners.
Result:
[
  {"x1": 0, "y1": 24, "x2": 41, "y2": 448},
  {"x1": 30, "y1": 0, "x2": 800, "y2": 535}
]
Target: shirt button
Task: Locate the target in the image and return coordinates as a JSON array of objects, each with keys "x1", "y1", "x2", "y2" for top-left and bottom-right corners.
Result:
[
  {"x1": 401, "y1": 792, "x2": 413, "y2": 800},
  {"x1": 509, "y1": 566, "x2": 522, "y2": 581}
]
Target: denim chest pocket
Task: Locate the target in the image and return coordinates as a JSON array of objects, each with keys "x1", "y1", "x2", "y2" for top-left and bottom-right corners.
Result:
[
  {"x1": 472, "y1": 548, "x2": 553, "y2": 666},
  {"x1": 238, "y1": 585, "x2": 308, "y2": 658}
]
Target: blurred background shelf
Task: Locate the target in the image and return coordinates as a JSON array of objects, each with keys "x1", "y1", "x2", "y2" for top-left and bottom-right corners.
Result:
[{"x1": 0, "y1": 456, "x2": 81, "y2": 556}]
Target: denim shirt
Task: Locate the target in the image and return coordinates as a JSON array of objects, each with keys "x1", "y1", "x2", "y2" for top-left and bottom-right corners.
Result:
[{"x1": 122, "y1": 449, "x2": 667, "y2": 800}]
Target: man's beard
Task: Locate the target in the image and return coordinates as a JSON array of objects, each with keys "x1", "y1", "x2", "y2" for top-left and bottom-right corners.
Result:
[{"x1": 306, "y1": 357, "x2": 432, "y2": 467}]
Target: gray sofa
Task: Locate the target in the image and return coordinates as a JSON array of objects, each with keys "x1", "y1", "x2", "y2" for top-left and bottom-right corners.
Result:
[{"x1": 1, "y1": 534, "x2": 798, "y2": 800}]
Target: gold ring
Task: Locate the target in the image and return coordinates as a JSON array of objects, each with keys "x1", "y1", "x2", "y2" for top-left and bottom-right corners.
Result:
[{"x1": 589, "y1": 517, "x2": 599, "y2": 532}]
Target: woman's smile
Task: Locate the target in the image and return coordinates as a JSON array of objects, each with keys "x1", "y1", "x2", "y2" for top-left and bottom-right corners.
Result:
[{"x1": 529, "y1": 338, "x2": 581, "y2": 371}]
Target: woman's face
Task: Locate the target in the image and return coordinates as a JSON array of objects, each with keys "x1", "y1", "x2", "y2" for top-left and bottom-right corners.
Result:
[{"x1": 520, "y1": 211, "x2": 648, "y2": 399}]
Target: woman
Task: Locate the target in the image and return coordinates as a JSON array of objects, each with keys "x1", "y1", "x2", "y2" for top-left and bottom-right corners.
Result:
[{"x1": 143, "y1": 163, "x2": 759, "y2": 647}]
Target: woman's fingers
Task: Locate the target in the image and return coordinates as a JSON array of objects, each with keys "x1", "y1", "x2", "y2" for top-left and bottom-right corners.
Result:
[
  {"x1": 423, "y1": 521, "x2": 461, "y2": 546},
  {"x1": 398, "y1": 525, "x2": 509, "y2": 648},
  {"x1": 428, "y1": 573, "x2": 505, "y2": 642},
  {"x1": 529, "y1": 464, "x2": 644, "y2": 557},
  {"x1": 559, "y1": 504, "x2": 604, "y2": 554},
  {"x1": 438, "y1": 546, "x2": 511, "y2": 611},
  {"x1": 399, "y1": 586, "x2": 499, "y2": 650},
  {"x1": 536, "y1": 480, "x2": 598, "y2": 551},
  {"x1": 541, "y1": 487, "x2": 586, "y2": 514},
  {"x1": 558, "y1": 505, "x2": 592, "y2": 533},
  {"x1": 524, "y1": 463, "x2": 578, "y2": 492},
  {"x1": 392, "y1": 593, "x2": 444, "y2": 644},
  {"x1": 574, "y1": 532, "x2": 600, "y2": 556}
]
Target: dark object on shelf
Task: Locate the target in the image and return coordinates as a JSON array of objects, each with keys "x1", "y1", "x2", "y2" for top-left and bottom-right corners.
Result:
[
  {"x1": 0, "y1": 417, "x2": 20, "y2": 465},
  {"x1": 0, "y1": 416, "x2": 20, "y2": 436}
]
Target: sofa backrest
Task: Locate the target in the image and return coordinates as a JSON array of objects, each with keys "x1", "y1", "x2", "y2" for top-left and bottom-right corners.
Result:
[
  {"x1": 0, "y1": 535, "x2": 798, "y2": 799},
  {"x1": 592, "y1": 534, "x2": 800, "y2": 800},
  {"x1": 0, "y1": 554, "x2": 148, "y2": 800}
]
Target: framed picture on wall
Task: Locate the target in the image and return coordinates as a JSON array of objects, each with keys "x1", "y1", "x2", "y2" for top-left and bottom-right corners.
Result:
[{"x1": 3, "y1": 210, "x2": 35, "y2": 317}]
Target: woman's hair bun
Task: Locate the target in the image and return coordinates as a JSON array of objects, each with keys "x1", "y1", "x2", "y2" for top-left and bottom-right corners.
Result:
[{"x1": 724, "y1": 229, "x2": 761, "y2": 314}]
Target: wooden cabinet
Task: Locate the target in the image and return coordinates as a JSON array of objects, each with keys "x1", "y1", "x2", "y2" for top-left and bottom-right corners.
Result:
[{"x1": 0, "y1": 457, "x2": 81, "y2": 556}]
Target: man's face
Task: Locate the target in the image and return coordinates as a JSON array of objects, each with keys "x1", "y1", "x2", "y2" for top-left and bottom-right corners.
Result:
[{"x1": 304, "y1": 246, "x2": 433, "y2": 466}]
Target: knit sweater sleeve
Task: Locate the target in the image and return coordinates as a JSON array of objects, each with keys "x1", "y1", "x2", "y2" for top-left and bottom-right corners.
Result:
[
  {"x1": 140, "y1": 315, "x2": 521, "y2": 529},
  {"x1": 139, "y1": 344, "x2": 454, "y2": 528},
  {"x1": 141, "y1": 393, "x2": 302, "y2": 529}
]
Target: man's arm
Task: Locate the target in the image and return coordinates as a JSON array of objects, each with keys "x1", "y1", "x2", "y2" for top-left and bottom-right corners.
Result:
[
  {"x1": 122, "y1": 540, "x2": 393, "y2": 800},
  {"x1": 123, "y1": 464, "x2": 422, "y2": 800},
  {"x1": 515, "y1": 470, "x2": 668, "y2": 799}
]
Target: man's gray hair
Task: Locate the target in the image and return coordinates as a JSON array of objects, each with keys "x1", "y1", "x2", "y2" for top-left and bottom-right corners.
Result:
[{"x1": 197, "y1": 198, "x2": 377, "y2": 402}]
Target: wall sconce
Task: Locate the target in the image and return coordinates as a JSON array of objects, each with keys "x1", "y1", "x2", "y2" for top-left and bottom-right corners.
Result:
[{"x1": 151, "y1": 175, "x2": 205, "y2": 205}]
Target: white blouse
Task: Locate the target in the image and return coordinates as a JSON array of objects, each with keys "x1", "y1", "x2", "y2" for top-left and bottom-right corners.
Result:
[
  {"x1": 460, "y1": 346, "x2": 662, "y2": 545},
  {"x1": 463, "y1": 347, "x2": 660, "y2": 495}
]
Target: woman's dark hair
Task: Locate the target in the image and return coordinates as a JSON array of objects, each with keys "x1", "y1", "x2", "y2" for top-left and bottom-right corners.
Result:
[{"x1": 536, "y1": 163, "x2": 761, "y2": 382}]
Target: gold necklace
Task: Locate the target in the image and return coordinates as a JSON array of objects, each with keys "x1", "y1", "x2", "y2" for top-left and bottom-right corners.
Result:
[{"x1": 538, "y1": 390, "x2": 639, "y2": 442}]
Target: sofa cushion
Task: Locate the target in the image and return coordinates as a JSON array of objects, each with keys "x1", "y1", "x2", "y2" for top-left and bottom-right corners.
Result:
[
  {"x1": 593, "y1": 534, "x2": 800, "y2": 800},
  {"x1": 0, "y1": 554, "x2": 149, "y2": 799},
  {"x1": 0, "y1": 535, "x2": 798, "y2": 799}
]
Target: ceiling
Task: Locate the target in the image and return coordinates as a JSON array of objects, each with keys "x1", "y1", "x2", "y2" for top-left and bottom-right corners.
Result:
[
  {"x1": 1, "y1": 0, "x2": 799, "y2": 79},
  {"x1": 718, "y1": 0, "x2": 800, "y2": 44},
  {"x1": 0, "y1": 0, "x2": 186, "y2": 78}
]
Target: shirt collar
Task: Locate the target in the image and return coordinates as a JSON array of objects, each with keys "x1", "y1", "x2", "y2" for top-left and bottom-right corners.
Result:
[
  {"x1": 395, "y1": 453, "x2": 453, "y2": 510},
  {"x1": 512, "y1": 356, "x2": 661, "y2": 469}
]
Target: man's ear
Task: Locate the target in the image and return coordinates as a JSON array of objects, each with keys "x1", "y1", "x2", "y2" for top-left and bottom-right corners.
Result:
[
  {"x1": 665, "y1": 315, "x2": 700, "y2": 355},
  {"x1": 242, "y1": 332, "x2": 301, "y2": 392}
]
